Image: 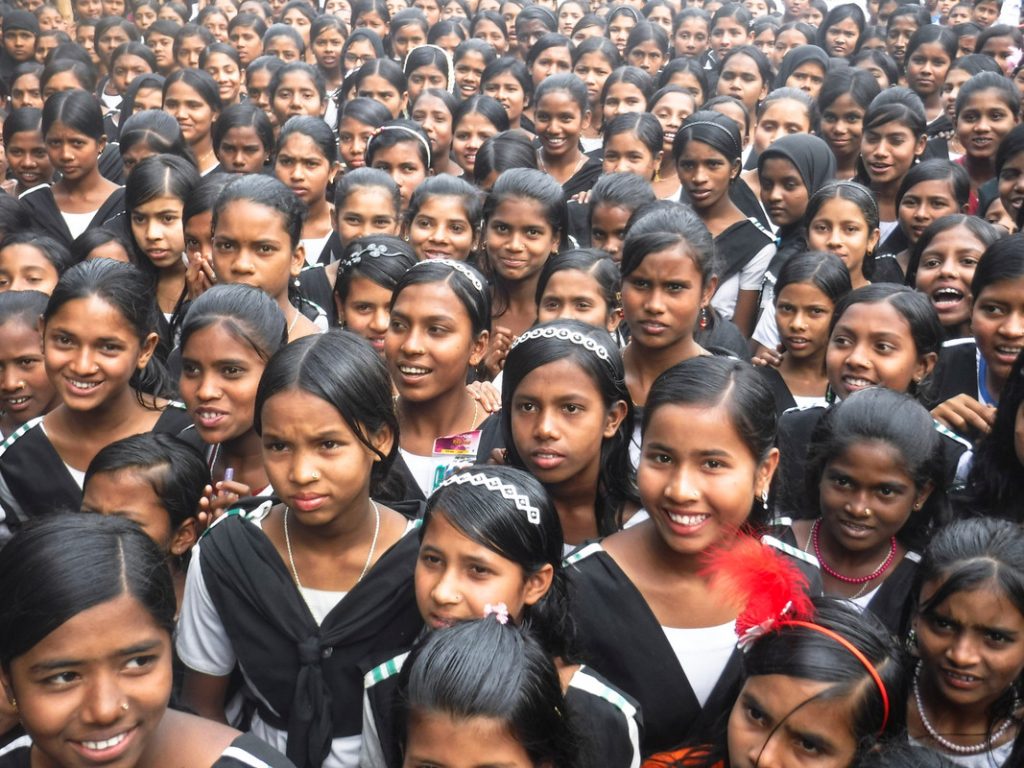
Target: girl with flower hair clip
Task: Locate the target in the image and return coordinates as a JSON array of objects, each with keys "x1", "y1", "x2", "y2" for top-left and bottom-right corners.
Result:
[
  {"x1": 360, "y1": 465, "x2": 642, "y2": 768},
  {"x1": 642, "y1": 534, "x2": 904, "y2": 767}
]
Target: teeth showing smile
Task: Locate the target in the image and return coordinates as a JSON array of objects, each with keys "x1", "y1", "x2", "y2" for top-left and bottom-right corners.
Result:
[
  {"x1": 5, "y1": 396, "x2": 28, "y2": 404},
  {"x1": 842, "y1": 376, "x2": 873, "y2": 389},
  {"x1": 668, "y1": 512, "x2": 709, "y2": 526},
  {"x1": 399, "y1": 365, "x2": 429, "y2": 375},
  {"x1": 82, "y1": 732, "x2": 128, "y2": 750},
  {"x1": 932, "y1": 288, "x2": 964, "y2": 305},
  {"x1": 944, "y1": 670, "x2": 979, "y2": 683},
  {"x1": 68, "y1": 379, "x2": 99, "y2": 390}
]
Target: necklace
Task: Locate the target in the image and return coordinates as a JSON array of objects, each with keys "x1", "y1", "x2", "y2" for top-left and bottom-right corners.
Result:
[
  {"x1": 811, "y1": 519, "x2": 897, "y2": 586},
  {"x1": 914, "y1": 662, "x2": 1018, "y2": 755},
  {"x1": 283, "y1": 500, "x2": 381, "y2": 590},
  {"x1": 467, "y1": 398, "x2": 479, "y2": 433},
  {"x1": 287, "y1": 307, "x2": 301, "y2": 337}
]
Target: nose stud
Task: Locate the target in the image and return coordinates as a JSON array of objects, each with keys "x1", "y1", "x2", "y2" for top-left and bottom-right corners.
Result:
[{"x1": 311, "y1": 470, "x2": 321, "y2": 480}]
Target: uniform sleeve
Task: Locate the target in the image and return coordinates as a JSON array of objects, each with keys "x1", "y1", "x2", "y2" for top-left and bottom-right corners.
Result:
[
  {"x1": 213, "y1": 733, "x2": 298, "y2": 767},
  {"x1": 751, "y1": 302, "x2": 780, "y2": 350},
  {"x1": 358, "y1": 690, "x2": 388, "y2": 768},
  {"x1": 175, "y1": 544, "x2": 239, "y2": 677},
  {"x1": 739, "y1": 243, "x2": 776, "y2": 291}
]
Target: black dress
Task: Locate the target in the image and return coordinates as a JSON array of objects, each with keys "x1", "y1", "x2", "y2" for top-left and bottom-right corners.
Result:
[{"x1": 18, "y1": 184, "x2": 125, "y2": 248}]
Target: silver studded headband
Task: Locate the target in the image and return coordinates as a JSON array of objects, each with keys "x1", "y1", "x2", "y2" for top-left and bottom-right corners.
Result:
[
  {"x1": 411, "y1": 258, "x2": 485, "y2": 293},
  {"x1": 437, "y1": 471, "x2": 541, "y2": 524},
  {"x1": 510, "y1": 325, "x2": 612, "y2": 364}
]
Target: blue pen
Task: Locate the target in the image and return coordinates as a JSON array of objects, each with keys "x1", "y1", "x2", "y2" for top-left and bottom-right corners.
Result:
[{"x1": 224, "y1": 468, "x2": 235, "y2": 483}]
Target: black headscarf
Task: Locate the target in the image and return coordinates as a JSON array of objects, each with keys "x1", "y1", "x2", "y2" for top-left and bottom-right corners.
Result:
[{"x1": 773, "y1": 45, "x2": 830, "y2": 90}]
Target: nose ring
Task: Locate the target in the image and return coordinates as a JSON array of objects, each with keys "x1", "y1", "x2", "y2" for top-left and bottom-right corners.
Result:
[
  {"x1": 121, "y1": 702, "x2": 129, "y2": 712},
  {"x1": 311, "y1": 471, "x2": 321, "y2": 480}
]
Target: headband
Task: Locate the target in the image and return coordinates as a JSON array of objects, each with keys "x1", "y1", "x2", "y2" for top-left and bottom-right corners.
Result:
[
  {"x1": 368, "y1": 124, "x2": 433, "y2": 167},
  {"x1": 779, "y1": 620, "x2": 890, "y2": 734},
  {"x1": 341, "y1": 240, "x2": 406, "y2": 269},
  {"x1": 438, "y1": 471, "x2": 541, "y2": 524},
  {"x1": 510, "y1": 325, "x2": 612, "y2": 364},
  {"x1": 410, "y1": 258, "x2": 485, "y2": 293},
  {"x1": 404, "y1": 43, "x2": 456, "y2": 94},
  {"x1": 830, "y1": 180, "x2": 880, "y2": 220},
  {"x1": 681, "y1": 120, "x2": 742, "y2": 159}
]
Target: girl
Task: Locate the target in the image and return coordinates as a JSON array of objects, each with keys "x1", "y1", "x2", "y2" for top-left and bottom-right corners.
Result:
[
  {"x1": 410, "y1": 89, "x2": 458, "y2": 178},
  {"x1": 273, "y1": 117, "x2": 340, "y2": 267},
  {"x1": 625, "y1": 21, "x2": 668, "y2": 76},
  {"x1": 819, "y1": 68, "x2": 880, "y2": 181},
  {"x1": 126, "y1": 155, "x2": 198, "y2": 357},
  {"x1": 788, "y1": 388, "x2": 946, "y2": 632},
  {"x1": 481, "y1": 57, "x2": 532, "y2": 133},
  {"x1": 363, "y1": 466, "x2": 641, "y2": 768},
  {"x1": 341, "y1": 28, "x2": 384, "y2": 76},
  {"x1": 333, "y1": 235, "x2": 417, "y2": 354},
  {"x1": 269, "y1": 62, "x2": 328, "y2": 127},
  {"x1": 199, "y1": 43, "x2": 243, "y2": 107},
  {"x1": 0, "y1": 259, "x2": 188, "y2": 530},
  {"x1": 955, "y1": 72, "x2": 1021, "y2": 212},
  {"x1": 806, "y1": 181, "x2": 881, "y2": 290},
  {"x1": 567, "y1": 355, "x2": 782, "y2": 756},
  {"x1": 212, "y1": 103, "x2": 274, "y2": 175},
  {"x1": 535, "y1": 249, "x2": 622, "y2": 333},
  {"x1": 470, "y1": 10, "x2": 509, "y2": 55},
  {"x1": 384, "y1": 260, "x2": 490, "y2": 500},
  {"x1": 890, "y1": 159, "x2": 970, "y2": 277},
  {"x1": 0, "y1": 515, "x2": 294, "y2": 767},
  {"x1": 907, "y1": 517, "x2": 1024, "y2": 764},
  {"x1": 263, "y1": 24, "x2": 305, "y2": 64},
  {"x1": 819, "y1": 2, "x2": 865, "y2": 58},
  {"x1": 352, "y1": 59, "x2": 408, "y2": 120},
  {"x1": 402, "y1": 45, "x2": 452, "y2": 105},
  {"x1": 119, "y1": 110, "x2": 194, "y2": 177},
  {"x1": 708, "y1": 3, "x2": 752, "y2": 68},
  {"x1": 211, "y1": 175, "x2": 322, "y2": 341},
  {"x1": 2, "y1": 107, "x2": 52, "y2": 196},
  {"x1": 21, "y1": 90, "x2": 123, "y2": 248},
  {"x1": 337, "y1": 97, "x2": 391, "y2": 172},
  {"x1": 673, "y1": 9, "x2": 710, "y2": 59},
  {"x1": 657, "y1": 58, "x2": 708, "y2": 107},
  {"x1": 885, "y1": 4, "x2": 928, "y2": 68},
  {"x1": 857, "y1": 88, "x2": 928, "y2": 248},
  {"x1": 178, "y1": 284, "x2": 285, "y2": 513},
  {"x1": 773, "y1": 284, "x2": 944, "y2": 518},
  {"x1": 909, "y1": 214, "x2": 1001, "y2": 340},
  {"x1": 674, "y1": 111, "x2": 775, "y2": 336},
  {"x1": 352, "y1": 0, "x2": 391, "y2": 37},
  {"x1": 773, "y1": 44, "x2": 829, "y2": 100},
  {"x1": 177, "y1": 331, "x2": 422, "y2": 768},
  {"x1": 396, "y1": 619, "x2": 577, "y2": 768},
  {"x1": 757, "y1": 252, "x2": 851, "y2": 416},
  {"x1": 311, "y1": 15, "x2": 347, "y2": 123},
  {"x1": 716, "y1": 46, "x2": 772, "y2": 127},
  {"x1": 450, "y1": 94, "x2": 508, "y2": 181},
  {"x1": 905, "y1": 26, "x2": 957, "y2": 134},
  {"x1": 573, "y1": 37, "x2": 619, "y2": 151},
  {"x1": 606, "y1": 4, "x2": 642, "y2": 57},
  {"x1": 162, "y1": 68, "x2": 223, "y2": 175},
  {"x1": 483, "y1": 168, "x2": 567, "y2": 375},
  {"x1": 404, "y1": 176, "x2": 481, "y2": 263},
  {"x1": 527, "y1": 33, "x2": 575, "y2": 94},
  {"x1": 0, "y1": 291, "x2": 57, "y2": 439},
  {"x1": 587, "y1": 173, "x2": 656, "y2": 263},
  {"x1": 599, "y1": 65, "x2": 654, "y2": 130},
  {"x1": 929, "y1": 235, "x2": 1024, "y2": 438},
  {"x1": 474, "y1": 133, "x2": 541, "y2": 190},
  {"x1": 559, "y1": 0, "x2": 588, "y2": 35},
  {"x1": 72, "y1": 227, "x2": 134, "y2": 264},
  {"x1": 997, "y1": 124, "x2": 1024, "y2": 224},
  {"x1": 246, "y1": 56, "x2": 285, "y2": 129},
  {"x1": 81, "y1": 432, "x2": 209, "y2": 611},
  {"x1": 648, "y1": 86, "x2": 695, "y2": 201},
  {"x1": 0, "y1": 232, "x2": 72, "y2": 296},
  {"x1": 501, "y1": 321, "x2": 635, "y2": 547},
  {"x1": 452, "y1": 39, "x2": 496, "y2": 101},
  {"x1": 533, "y1": 74, "x2": 601, "y2": 198},
  {"x1": 387, "y1": 10, "x2": 428, "y2": 63},
  {"x1": 601, "y1": 112, "x2": 663, "y2": 184},
  {"x1": 939, "y1": 57, "x2": 1002, "y2": 161},
  {"x1": 365, "y1": 119, "x2": 432, "y2": 212}
]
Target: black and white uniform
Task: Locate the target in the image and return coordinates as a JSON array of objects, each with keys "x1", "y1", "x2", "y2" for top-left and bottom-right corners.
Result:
[{"x1": 18, "y1": 184, "x2": 125, "y2": 247}]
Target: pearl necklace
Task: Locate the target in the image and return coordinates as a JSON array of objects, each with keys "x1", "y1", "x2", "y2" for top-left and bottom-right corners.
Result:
[
  {"x1": 283, "y1": 500, "x2": 381, "y2": 590},
  {"x1": 913, "y1": 662, "x2": 1018, "y2": 755},
  {"x1": 811, "y1": 519, "x2": 897, "y2": 585}
]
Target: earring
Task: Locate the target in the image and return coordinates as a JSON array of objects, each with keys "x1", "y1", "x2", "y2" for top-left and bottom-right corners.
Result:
[
  {"x1": 7, "y1": 698, "x2": 16, "y2": 712},
  {"x1": 699, "y1": 307, "x2": 709, "y2": 330},
  {"x1": 293, "y1": 277, "x2": 300, "y2": 288},
  {"x1": 905, "y1": 628, "x2": 918, "y2": 655},
  {"x1": 760, "y1": 489, "x2": 768, "y2": 514}
]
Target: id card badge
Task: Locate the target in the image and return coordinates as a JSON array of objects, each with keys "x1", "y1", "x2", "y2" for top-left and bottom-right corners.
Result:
[{"x1": 430, "y1": 430, "x2": 483, "y2": 491}]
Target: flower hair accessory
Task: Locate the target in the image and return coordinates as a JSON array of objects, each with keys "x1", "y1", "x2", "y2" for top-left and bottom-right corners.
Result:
[
  {"x1": 411, "y1": 258, "x2": 485, "y2": 294},
  {"x1": 510, "y1": 325, "x2": 612, "y2": 364},
  {"x1": 437, "y1": 471, "x2": 541, "y2": 524},
  {"x1": 484, "y1": 602, "x2": 509, "y2": 624}
]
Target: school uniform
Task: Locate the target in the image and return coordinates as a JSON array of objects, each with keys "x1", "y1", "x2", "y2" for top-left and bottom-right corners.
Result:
[
  {"x1": 755, "y1": 366, "x2": 827, "y2": 419},
  {"x1": 565, "y1": 538, "x2": 821, "y2": 757},
  {"x1": 0, "y1": 732, "x2": 297, "y2": 767},
  {"x1": 729, "y1": 177, "x2": 771, "y2": 231},
  {"x1": 360, "y1": 651, "x2": 643, "y2": 768},
  {"x1": 176, "y1": 504, "x2": 423, "y2": 768},
  {"x1": 871, "y1": 227, "x2": 909, "y2": 285},
  {"x1": 927, "y1": 338, "x2": 991, "y2": 409},
  {"x1": 302, "y1": 230, "x2": 341, "y2": 268},
  {"x1": 560, "y1": 155, "x2": 603, "y2": 200},
  {"x1": 18, "y1": 184, "x2": 125, "y2": 248},
  {"x1": 295, "y1": 263, "x2": 338, "y2": 328},
  {"x1": 709, "y1": 218, "x2": 775, "y2": 322},
  {"x1": 769, "y1": 522, "x2": 920, "y2": 634},
  {"x1": 0, "y1": 404, "x2": 192, "y2": 535}
]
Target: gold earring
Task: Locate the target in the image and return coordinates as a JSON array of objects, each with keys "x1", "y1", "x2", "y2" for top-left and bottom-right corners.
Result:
[{"x1": 7, "y1": 698, "x2": 16, "y2": 712}]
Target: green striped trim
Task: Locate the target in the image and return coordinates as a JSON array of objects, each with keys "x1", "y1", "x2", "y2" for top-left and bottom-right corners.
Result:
[
  {"x1": 563, "y1": 541, "x2": 602, "y2": 567},
  {"x1": 0, "y1": 416, "x2": 42, "y2": 457},
  {"x1": 366, "y1": 652, "x2": 409, "y2": 687}
]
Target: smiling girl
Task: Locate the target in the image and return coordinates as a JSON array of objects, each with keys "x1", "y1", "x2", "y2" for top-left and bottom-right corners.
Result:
[
  {"x1": 404, "y1": 176, "x2": 481, "y2": 263},
  {"x1": 806, "y1": 181, "x2": 882, "y2": 289},
  {"x1": 410, "y1": 89, "x2": 458, "y2": 178},
  {"x1": 954, "y1": 72, "x2": 1021, "y2": 211},
  {"x1": 534, "y1": 74, "x2": 602, "y2": 199},
  {"x1": 0, "y1": 515, "x2": 295, "y2": 768},
  {"x1": 177, "y1": 331, "x2": 422, "y2": 768},
  {"x1": 162, "y1": 69, "x2": 223, "y2": 176},
  {"x1": 0, "y1": 260, "x2": 188, "y2": 531},
  {"x1": 819, "y1": 68, "x2": 880, "y2": 181},
  {"x1": 450, "y1": 94, "x2": 508, "y2": 180},
  {"x1": 366, "y1": 120, "x2": 432, "y2": 213},
  {"x1": 22, "y1": 91, "x2": 123, "y2": 249},
  {"x1": 0, "y1": 291, "x2": 57, "y2": 439}
]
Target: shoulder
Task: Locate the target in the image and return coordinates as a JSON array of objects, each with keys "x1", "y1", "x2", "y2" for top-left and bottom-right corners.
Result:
[
  {"x1": 569, "y1": 666, "x2": 640, "y2": 720},
  {"x1": 364, "y1": 650, "x2": 410, "y2": 690},
  {"x1": 0, "y1": 734, "x2": 31, "y2": 767},
  {"x1": 0, "y1": 417, "x2": 44, "y2": 459},
  {"x1": 563, "y1": 540, "x2": 605, "y2": 568},
  {"x1": 214, "y1": 733, "x2": 297, "y2": 768}
]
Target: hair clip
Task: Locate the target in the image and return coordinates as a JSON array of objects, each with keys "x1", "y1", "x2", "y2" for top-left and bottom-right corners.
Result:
[
  {"x1": 437, "y1": 471, "x2": 541, "y2": 524},
  {"x1": 411, "y1": 258, "x2": 485, "y2": 293},
  {"x1": 510, "y1": 325, "x2": 612, "y2": 363},
  {"x1": 484, "y1": 602, "x2": 509, "y2": 624},
  {"x1": 342, "y1": 241, "x2": 399, "y2": 268}
]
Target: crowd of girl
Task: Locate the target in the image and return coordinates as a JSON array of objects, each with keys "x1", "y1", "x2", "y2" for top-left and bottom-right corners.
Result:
[{"x1": 0, "y1": 0, "x2": 1023, "y2": 766}]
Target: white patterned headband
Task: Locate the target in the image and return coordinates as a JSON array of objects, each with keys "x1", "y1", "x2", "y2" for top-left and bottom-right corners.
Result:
[
  {"x1": 411, "y1": 258, "x2": 485, "y2": 293},
  {"x1": 510, "y1": 325, "x2": 612, "y2": 364},
  {"x1": 369, "y1": 124, "x2": 433, "y2": 166},
  {"x1": 438, "y1": 471, "x2": 541, "y2": 524}
]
